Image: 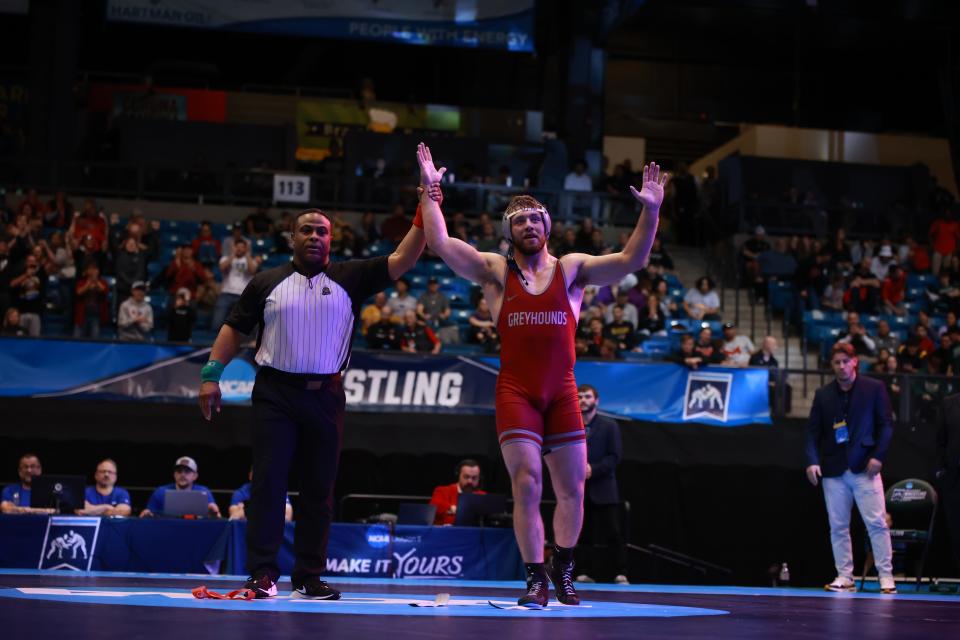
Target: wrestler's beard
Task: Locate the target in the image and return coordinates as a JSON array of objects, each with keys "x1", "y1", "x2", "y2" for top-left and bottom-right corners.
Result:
[{"x1": 513, "y1": 233, "x2": 546, "y2": 256}]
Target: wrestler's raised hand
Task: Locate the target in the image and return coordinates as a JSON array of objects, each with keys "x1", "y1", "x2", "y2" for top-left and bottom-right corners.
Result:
[
  {"x1": 417, "y1": 142, "x2": 447, "y2": 186},
  {"x1": 629, "y1": 162, "x2": 669, "y2": 213}
]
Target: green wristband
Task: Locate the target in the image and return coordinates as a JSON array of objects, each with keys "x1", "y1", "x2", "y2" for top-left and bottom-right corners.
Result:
[{"x1": 200, "y1": 360, "x2": 226, "y2": 383}]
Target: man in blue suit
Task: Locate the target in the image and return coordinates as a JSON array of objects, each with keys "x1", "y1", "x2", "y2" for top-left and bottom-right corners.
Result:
[
  {"x1": 805, "y1": 342, "x2": 896, "y2": 594},
  {"x1": 575, "y1": 384, "x2": 628, "y2": 585}
]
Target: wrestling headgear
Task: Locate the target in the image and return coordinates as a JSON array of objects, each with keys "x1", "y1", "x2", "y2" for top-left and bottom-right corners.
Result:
[{"x1": 501, "y1": 195, "x2": 551, "y2": 242}]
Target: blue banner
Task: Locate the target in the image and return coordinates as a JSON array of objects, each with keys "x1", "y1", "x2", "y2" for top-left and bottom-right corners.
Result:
[
  {"x1": 105, "y1": 1, "x2": 535, "y2": 52},
  {"x1": 226, "y1": 522, "x2": 524, "y2": 580},
  {"x1": 0, "y1": 337, "x2": 770, "y2": 426}
]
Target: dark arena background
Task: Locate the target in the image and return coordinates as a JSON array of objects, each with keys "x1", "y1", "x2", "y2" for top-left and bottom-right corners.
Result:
[{"x1": 1, "y1": 1, "x2": 959, "y2": 638}]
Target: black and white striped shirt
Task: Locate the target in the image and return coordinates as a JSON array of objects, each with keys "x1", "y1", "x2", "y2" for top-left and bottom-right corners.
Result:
[{"x1": 224, "y1": 258, "x2": 391, "y2": 374}]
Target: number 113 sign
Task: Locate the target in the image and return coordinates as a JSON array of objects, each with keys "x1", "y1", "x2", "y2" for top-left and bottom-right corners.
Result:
[{"x1": 273, "y1": 174, "x2": 311, "y2": 204}]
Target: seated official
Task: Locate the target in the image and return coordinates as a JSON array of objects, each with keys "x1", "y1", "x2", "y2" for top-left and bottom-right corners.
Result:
[
  {"x1": 78, "y1": 458, "x2": 132, "y2": 517},
  {"x1": 429, "y1": 459, "x2": 485, "y2": 526},
  {"x1": 229, "y1": 468, "x2": 292, "y2": 522},
  {"x1": 140, "y1": 456, "x2": 220, "y2": 518},
  {"x1": 1, "y1": 453, "x2": 56, "y2": 515}
]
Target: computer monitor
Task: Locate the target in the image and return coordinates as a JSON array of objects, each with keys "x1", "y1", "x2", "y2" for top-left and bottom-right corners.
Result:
[
  {"x1": 162, "y1": 490, "x2": 210, "y2": 517},
  {"x1": 454, "y1": 493, "x2": 507, "y2": 527},
  {"x1": 30, "y1": 475, "x2": 85, "y2": 514},
  {"x1": 397, "y1": 503, "x2": 437, "y2": 526}
]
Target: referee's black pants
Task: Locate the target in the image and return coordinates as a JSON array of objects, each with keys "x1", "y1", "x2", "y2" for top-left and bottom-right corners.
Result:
[{"x1": 247, "y1": 367, "x2": 345, "y2": 584}]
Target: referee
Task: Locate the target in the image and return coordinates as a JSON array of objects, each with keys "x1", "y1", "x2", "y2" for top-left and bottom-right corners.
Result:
[{"x1": 198, "y1": 206, "x2": 426, "y2": 599}]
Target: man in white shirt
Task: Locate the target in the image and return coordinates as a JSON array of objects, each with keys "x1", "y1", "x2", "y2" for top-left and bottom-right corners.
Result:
[
  {"x1": 563, "y1": 160, "x2": 593, "y2": 192},
  {"x1": 117, "y1": 281, "x2": 154, "y2": 341},
  {"x1": 720, "y1": 322, "x2": 756, "y2": 367},
  {"x1": 212, "y1": 238, "x2": 261, "y2": 330}
]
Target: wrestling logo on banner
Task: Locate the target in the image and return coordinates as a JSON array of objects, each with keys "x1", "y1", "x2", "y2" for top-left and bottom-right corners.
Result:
[
  {"x1": 39, "y1": 516, "x2": 102, "y2": 571},
  {"x1": 683, "y1": 372, "x2": 733, "y2": 422}
]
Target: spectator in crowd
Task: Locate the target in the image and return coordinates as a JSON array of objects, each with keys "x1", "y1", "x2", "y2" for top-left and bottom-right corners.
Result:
[
  {"x1": 389, "y1": 278, "x2": 418, "y2": 321},
  {"x1": 563, "y1": 160, "x2": 593, "y2": 192},
  {"x1": 417, "y1": 277, "x2": 451, "y2": 328},
  {"x1": 0, "y1": 238, "x2": 16, "y2": 314},
  {"x1": 556, "y1": 227, "x2": 578, "y2": 256},
  {"x1": 637, "y1": 294, "x2": 666, "y2": 339},
  {"x1": 581, "y1": 316, "x2": 605, "y2": 357},
  {"x1": 603, "y1": 289, "x2": 639, "y2": 329},
  {"x1": 897, "y1": 336, "x2": 927, "y2": 373},
  {"x1": 48, "y1": 232, "x2": 76, "y2": 316},
  {"x1": 749, "y1": 336, "x2": 779, "y2": 367},
  {"x1": 874, "y1": 319, "x2": 900, "y2": 355},
  {"x1": 221, "y1": 221, "x2": 251, "y2": 258},
  {"x1": 929, "y1": 208, "x2": 960, "y2": 276},
  {"x1": 10, "y1": 254, "x2": 49, "y2": 336},
  {"x1": 672, "y1": 333, "x2": 703, "y2": 369},
  {"x1": 720, "y1": 322, "x2": 756, "y2": 367},
  {"x1": 114, "y1": 236, "x2": 147, "y2": 304},
  {"x1": 821, "y1": 273, "x2": 847, "y2": 311},
  {"x1": 604, "y1": 305, "x2": 636, "y2": 352},
  {"x1": 212, "y1": 238, "x2": 260, "y2": 331},
  {"x1": 869, "y1": 243, "x2": 897, "y2": 281},
  {"x1": 932, "y1": 334, "x2": 954, "y2": 375},
  {"x1": 430, "y1": 459, "x2": 485, "y2": 526},
  {"x1": 824, "y1": 228, "x2": 854, "y2": 275},
  {"x1": 357, "y1": 211, "x2": 380, "y2": 250},
  {"x1": 69, "y1": 200, "x2": 108, "y2": 251},
  {"x1": 846, "y1": 259, "x2": 882, "y2": 313},
  {"x1": 838, "y1": 320, "x2": 877, "y2": 361},
  {"x1": 245, "y1": 207, "x2": 274, "y2": 239},
  {"x1": 230, "y1": 469, "x2": 292, "y2": 522},
  {"x1": 646, "y1": 235, "x2": 674, "y2": 276},
  {"x1": 401, "y1": 309, "x2": 441, "y2": 354},
  {"x1": 163, "y1": 245, "x2": 208, "y2": 299},
  {"x1": 45, "y1": 190, "x2": 72, "y2": 229},
  {"x1": 939, "y1": 311, "x2": 959, "y2": 338},
  {"x1": 468, "y1": 298, "x2": 499, "y2": 351},
  {"x1": 18, "y1": 188, "x2": 48, "y2": 219},
  {"x1": 117, "y1": 281, "x2": 153, "y2": 341},
  {"x1": 475, "y1": 222, "x2": 499, "y2": 252},
  {"x1": 683, "y1": 276, "x2": 721, "y2": 321},
  {"x1": 73, "y1": 262, "x2": 109, "y2": 339},
  {"x1": 380, "y1": 204, "x2": 411, "y2": 244},
  {"x1": 880, "y1": 265, "x2": 907, "y2": 317},
  {"x1": 78, "y1": 458, "x2": 132, "y2": 517},
  {"x1": 366, "y1": 305, "x2": 400, "y2": 350},
  {"x1": 904, "y1": 235, "x2": 931, "y2": 273},
  {"x1": 915, "y1": 323, "x2": 936, "y2": 354},
  {"x1": 740, "y1": 226, "x2": 771, "y2": 297},
  {"x1": 191, "y1": 221, "x2": 222, "y2": 269},
  {"x1": 653, "y1": 279, "x2": 678, "y2": 318},
  {"x1": 167, "y1": 288, "x2": 196, "y2": 342},
  {"x1": 140, "y1": 456, "x2": 220, "y2": 518},
  {"x1": 1, "y1": 307, "x2": 26, "y2": 336},
  {"x1": 575, "y1": 384, "x2": 628, "y2": 585},
  {"x1": 597, "y1": 273, "x2": 645, "y2": 312},
  {"x1": 273, "y1": 212, "x2": 294, "y2": 255},
  {"x1": 694, "y1": 326, "x2": 725, "y2": 365},
  {"x1": 1, "y1": 454, "x2": 55, "y2": 515},
  {"x1": 361, "y1": 292, "x2": 391, "y2": 335},
  {"x1": 72, "y1": 231, "x2": 106, "y2": 276},
  {"x1": 575, "y1": 218, "x2": 597, "y2": 253}
]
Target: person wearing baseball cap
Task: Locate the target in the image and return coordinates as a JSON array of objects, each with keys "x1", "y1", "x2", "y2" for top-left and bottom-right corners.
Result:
[
  {"x1": 140, "y1": 456, "x2": 220, "y2": 518},
  {"x1": 117, "y1": 281, "x2": 154, "y2": 341}
]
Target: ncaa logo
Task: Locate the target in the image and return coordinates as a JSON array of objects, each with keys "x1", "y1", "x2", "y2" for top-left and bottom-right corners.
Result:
[
  {"x1": 366, "y1": 524, "x2": 391, "y2": 549},
  {"x1": 683, "y1": 372, "x2": 733, "y2": 422},
  {"x1": 220, "y1": 359, "x2": 256, "y2": 402}
]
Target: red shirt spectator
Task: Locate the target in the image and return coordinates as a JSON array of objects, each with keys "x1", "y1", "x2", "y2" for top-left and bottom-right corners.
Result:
[
  {"x1": 429, "y1": 461, "x2": 485, "y2": 526},
  {"x1": 930, "y1": 217, "x2": 960, "y2": 256},
  {"x1": 18, "y1": 189, "x2": 49, "y2": 218},
  {"x1": 71, "y1": 200, "x2": 108, "y2": 251},
  {"x1": 74, "y1": 265, "x2": 110, "y2": 328},
  {"x1": 190, "y1": 221, "x2": 222, "y2": 268},
  {"x1": 380, "y1": 205, "x2": 411, "y2": 244},
  {"x1": 163, "y1": 246, "x2": 208, "y2": 295},
  {"x1": 881, "y1": 269, "x2": 906, "y2": 306}
]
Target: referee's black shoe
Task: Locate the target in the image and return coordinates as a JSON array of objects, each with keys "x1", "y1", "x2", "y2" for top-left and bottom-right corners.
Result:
[
  {"x1": 291, "y1": 576, "x2": 341, "y2": 600},
  {"x1": 517, "y1": 571, "x2": 549, "y2": 608},
  {"x1": 242, "y1": 573, "x2": 278, "y2": 599},
  {"x1": 547, "y1": 556, "x2": 580, "y2": 605}
]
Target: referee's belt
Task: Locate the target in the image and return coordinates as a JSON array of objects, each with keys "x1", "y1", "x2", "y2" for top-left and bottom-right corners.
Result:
[{"x1": 260, "y1": 366, "x2": 341, "y2": 390}]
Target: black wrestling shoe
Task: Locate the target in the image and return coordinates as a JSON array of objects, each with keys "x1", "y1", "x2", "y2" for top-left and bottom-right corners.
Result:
[
  {"x1": 547, "y1": 556, "x2": 580, "y2": 605},
  {"x1": 291, "y1": 576, "x2": 341, "y2": 600},
  {"x1": 518, "y1": 572, "x2": 549, "y2": 608},
  {"x1": 242, "y1": 572, "x2": 277, "y2": 599}
]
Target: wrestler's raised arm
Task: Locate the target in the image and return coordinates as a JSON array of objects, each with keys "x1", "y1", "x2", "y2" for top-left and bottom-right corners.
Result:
[
  {"x1": 416, "y1": 142, "x2": 505, "y2": 287},
  {"x1": 565, "y1": 162, "x2": 668, "y2": 288}
]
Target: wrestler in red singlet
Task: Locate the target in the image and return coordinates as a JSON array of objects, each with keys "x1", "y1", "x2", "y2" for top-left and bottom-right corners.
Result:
[{"x1": 495, "y1": 261, "x2": 585, "y2": 451}]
